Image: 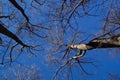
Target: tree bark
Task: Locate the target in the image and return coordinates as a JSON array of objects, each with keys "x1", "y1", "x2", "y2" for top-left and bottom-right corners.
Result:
[{"x1": 68, "y1": 35, "x2": 120, "y2": 50}]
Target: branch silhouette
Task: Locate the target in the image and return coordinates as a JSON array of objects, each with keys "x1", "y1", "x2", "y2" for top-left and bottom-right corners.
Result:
[
  {"x1": 9, "y1": 0, "x2": 29, "y2": 22},
  {"x1": 0, "y1": 23, "x2": 27, "y2": 47}
]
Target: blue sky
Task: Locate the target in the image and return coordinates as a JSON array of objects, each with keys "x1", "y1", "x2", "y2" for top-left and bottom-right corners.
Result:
[{"x1": 0, "y1": 0, "x2": 120, "y2": 80}]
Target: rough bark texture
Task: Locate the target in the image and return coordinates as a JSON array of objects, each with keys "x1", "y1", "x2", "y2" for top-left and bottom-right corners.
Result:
[{"x1": 69, "y1": 34, "x2": 120, "y2": 50}]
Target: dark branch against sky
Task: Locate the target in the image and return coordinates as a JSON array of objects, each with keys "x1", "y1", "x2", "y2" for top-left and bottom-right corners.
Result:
[{"x1": 0, "y1": 0, "x2": 120, "y2": 80}]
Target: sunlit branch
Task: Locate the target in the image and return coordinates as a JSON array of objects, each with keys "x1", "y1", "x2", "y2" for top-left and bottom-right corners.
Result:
[{"x1": 68, "y1": 34, "x2": 120, "y2": 51}]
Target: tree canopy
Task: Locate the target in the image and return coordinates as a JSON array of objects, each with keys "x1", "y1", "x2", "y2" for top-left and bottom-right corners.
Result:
[{"x1": 0, "y1": 0, "x2": 120, "y2": 80}]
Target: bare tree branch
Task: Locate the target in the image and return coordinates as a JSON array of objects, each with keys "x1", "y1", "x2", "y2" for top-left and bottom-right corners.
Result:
[
  {"x1": 68, "y1": 34, "x2": 120, "y2": 51},
  {"x1": 0, "y1": 16, "x2": 10, "y2": 18},
  {"x1": 0, "y1": 23, "x2": 28, "y2": 47},
  {"x1": 9, "y1": 0, "x2": 29, "y2": 22}
]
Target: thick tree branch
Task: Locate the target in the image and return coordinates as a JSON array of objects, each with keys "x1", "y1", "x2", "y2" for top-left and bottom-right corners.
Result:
[
  {"x1": 0, "y1": 16, "x2": 10, "y2": 18},
  {"x1": 9, "y1": 0, "x2": 29, "y2": 22},
  {"x1": 68, "y1": 34, "x2": 120, "y2": 50},
  {"x1": 0, "y1": 23, "x2": 27, "y2": 47}
]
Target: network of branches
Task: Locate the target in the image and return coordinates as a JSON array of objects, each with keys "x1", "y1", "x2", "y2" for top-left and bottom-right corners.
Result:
[{"x1": 0, "y1": 0, "x2": 120, "y2": 80}]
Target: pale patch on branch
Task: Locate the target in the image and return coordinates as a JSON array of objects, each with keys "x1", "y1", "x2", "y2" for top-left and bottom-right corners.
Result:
[
  {"x1": 68, "y1": 34, "x2": 120, "y2": 51},
  {"x1": 68, "y1": 44, "x2": 91, "y2": 50}
]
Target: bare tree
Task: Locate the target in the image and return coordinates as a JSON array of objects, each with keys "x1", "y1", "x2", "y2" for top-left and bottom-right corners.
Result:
[
  {"x1": 1, "y1": 65, "x2": 42, "y2": 80},
  {"x1": 45, "y1": 0, "x2": 120, "y2": 80},
  {"x1": 0, "y1": 0, "x2": 120, "y2": 80}
]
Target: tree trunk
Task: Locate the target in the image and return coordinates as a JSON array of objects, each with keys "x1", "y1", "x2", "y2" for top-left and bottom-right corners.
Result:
[{"x1": 68, "y1": 35, "x2": 120, "y2": 50}]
